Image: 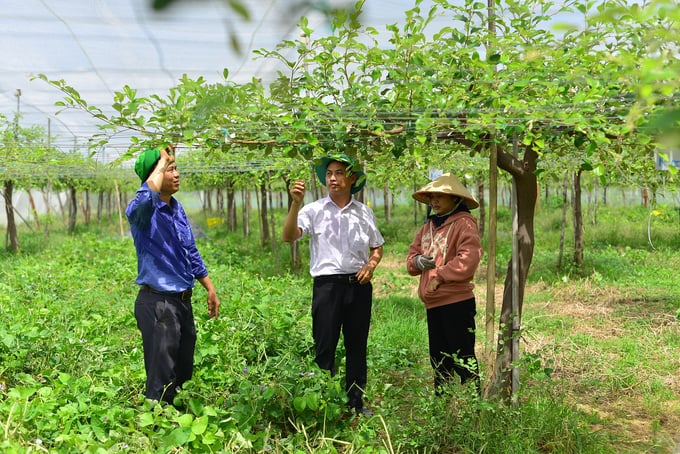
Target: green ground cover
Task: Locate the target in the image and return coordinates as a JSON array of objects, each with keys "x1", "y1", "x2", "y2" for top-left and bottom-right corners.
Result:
[{"x1": 0, "y1": 200, "x2": 678, "y2": 453}]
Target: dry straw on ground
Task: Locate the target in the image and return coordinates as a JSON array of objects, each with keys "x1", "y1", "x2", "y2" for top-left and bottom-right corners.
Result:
[{"x1": 376, "y1": 259, "x2": 680, "y2": 452}]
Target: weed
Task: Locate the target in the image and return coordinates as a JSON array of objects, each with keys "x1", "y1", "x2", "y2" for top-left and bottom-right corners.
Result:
[{"x1": 0, "y1": 202, "x2": 678, "y2": 452}]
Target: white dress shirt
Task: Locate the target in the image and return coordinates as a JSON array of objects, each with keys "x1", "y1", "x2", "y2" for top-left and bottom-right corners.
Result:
[{"x1": 297, "y1": 196, "x2": 384, "y2": 277}]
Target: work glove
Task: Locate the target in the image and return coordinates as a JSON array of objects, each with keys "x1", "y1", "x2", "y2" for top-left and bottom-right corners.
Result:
[{"x1": 413, "y1": 254, "x2": 435, "y2": 271}]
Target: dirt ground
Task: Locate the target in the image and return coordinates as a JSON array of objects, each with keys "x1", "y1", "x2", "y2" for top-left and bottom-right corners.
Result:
[{"x1": 485, "y1": 281, "x2": 680, "y2": 453}]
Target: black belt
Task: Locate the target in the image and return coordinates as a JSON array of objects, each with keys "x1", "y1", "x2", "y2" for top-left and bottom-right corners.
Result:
[
  {"x1": 140, "y1": 284, "x2": 193, "y2": 301},
  {"x1": 314, "y1": 273, "x2": 359, "y2": 284}
]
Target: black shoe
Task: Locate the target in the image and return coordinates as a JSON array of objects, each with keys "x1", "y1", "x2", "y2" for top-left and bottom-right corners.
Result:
[
  {"x1": 355, "y1": 406, "x2": 373, "y2": 416},
  {"x1": 347, "y1": 395, "x2": 372, "y2": 416}
]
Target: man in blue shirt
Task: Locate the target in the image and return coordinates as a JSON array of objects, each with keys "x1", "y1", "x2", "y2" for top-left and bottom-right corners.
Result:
[
  {"x1": 126, "y1": 145, "x2": 220, "y2": 405},
  {"x1": 282, "y1": 154, "x2": 384, "y2": 416}
]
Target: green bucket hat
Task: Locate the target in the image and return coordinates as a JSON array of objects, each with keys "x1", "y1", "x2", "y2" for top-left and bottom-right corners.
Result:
[
  {"x1": 134, "y1": 148, "x2": 161, "y2": 182},
  {"x1": 314, "y1": 154, "x2": 367, "y2": 194}
]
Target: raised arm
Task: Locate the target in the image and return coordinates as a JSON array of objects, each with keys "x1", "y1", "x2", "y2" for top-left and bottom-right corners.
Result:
[
  {"x1": 146, "y1": 145, "x2": 174, "y2": 192},
  {"x1": 282, "y1": 179, "x2": 306, "y2": 242}
]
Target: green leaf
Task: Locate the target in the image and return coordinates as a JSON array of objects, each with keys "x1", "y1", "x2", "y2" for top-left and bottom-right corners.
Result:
[
  {"x1": 574, "y1": 133, "x2": 587, "y2": 148},
  {"x1": 305, "y1": 393, "x2": 319, "y2": 411},
  {"x1": 138, "y1": 412, "x2": 155, "y2": 428},
  {"x1": 176, "y1": 413, "x2": 193, "y2": 427},
  {"x1": 202, "y1": 406, "x2": 218, "y2": 417},
  {"x1": 488, "y1": 53, "x2": 501, "y2": 63},
  {"x1": 191, "y1": 416, "x2": 209, "y2": 435},
  {"x1": 293, "y1": 396, "x2": 306, "y2": 412},
  {"x1": 227, "y1": 0, "x2": 250, "y2": 20},
  {"x1": 163, "y1": 427, "x2": 192, "y2": 447}
]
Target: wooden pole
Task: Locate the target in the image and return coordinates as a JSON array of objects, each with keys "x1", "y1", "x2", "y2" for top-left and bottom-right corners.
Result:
[
  {"x1": 486, "y1": 144, "x2": 497, "y2": 360},
  {"x1": 484, "y1": 0, "x2": 498, "y2": 373},
  {"x1": 511, "y1": 133, "x2": 520, "y2": 405},
  {"x1": 114, "y1": 180, "x2": 124, "y2": 238}
]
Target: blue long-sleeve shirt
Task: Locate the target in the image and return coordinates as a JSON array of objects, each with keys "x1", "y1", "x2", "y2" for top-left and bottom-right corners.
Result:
[{"x1": 126, "y1": 183, "x2": 208, "y2": 292}]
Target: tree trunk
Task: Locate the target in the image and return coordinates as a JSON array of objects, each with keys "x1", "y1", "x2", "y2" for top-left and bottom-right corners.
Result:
[
  {"x1": 42, "y1": 186, "x2": 52, "y2": 238},
  {"x1": 592, "y1": 187, "x2": 599, "y2": 226},
  {"x1": 573, "y1": 169, "x2": 584, "y2": 266},
  {"x1": 68, "y1": 186, "x2": 77, "y2": 234},
  {"x1": 412, "y1": 178, "x2": 421, "y2": 227},
  {"x1": 114, "y1": 181, "x2": 125, "y2": 238},
  {"x1": 242, "y1": 189, "x2": 250, "y2": 238},
  {"x1": 27, "y1": 190, "x2": 41, "y2": 229},
  {"x1": 57, "y1": 192, "x2": 66, "y2": 224},
  {"x1": 83, "y1": 189, "x2": 91, "y2": 225},
  {"x1": 97, "y1": 191, "x2": 104, "y2": 222},
  {"x1": 206, "y1": 188, "x2": 213, "y2": 213},
  {"x1": 259, "y1": 181, "x2": 269, "y2": 247},
  {"x1": 477, "y1": 180, "x2": 485, "y2": 238},
  {"x1": 106, "y1": 191, "x2": 112, "y2": 221},
  {"x1": 488, "y1": 144, "x2": 538, "y2": 400},
  {"x1": 267, "y1": 175, "x2": 280, "y2": 267},
  {"x1": 227, "y1": 179, "x2": 237, "y2": 232},
  {"x1": 3, "y1": 180, "x2": 19, "y2": 252},
  {"x1": 216, "y1": 187, "x2": 224, "y2": 214},
  {"x1": 557, "y1": 171, "x2": 569, "y2": 269},
  {"x1": 383, "y1": 185, "x2": 391, "y2": 222}
]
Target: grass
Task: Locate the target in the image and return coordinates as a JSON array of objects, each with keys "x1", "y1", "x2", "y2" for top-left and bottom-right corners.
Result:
[{"x1": 0, "y1": 197, "x2": 678, "y2": 452}]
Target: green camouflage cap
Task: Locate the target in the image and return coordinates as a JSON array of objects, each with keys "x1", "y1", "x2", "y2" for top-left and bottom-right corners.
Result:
[
  {"x1": 314, "y1": 154, "x2": 367, "y2": 194},
  {"x1": 134, "y1": 148, "x2": 161, "y2": 182}
]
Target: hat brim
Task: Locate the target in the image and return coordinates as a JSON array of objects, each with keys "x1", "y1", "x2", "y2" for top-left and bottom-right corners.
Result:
[
  {"x1": 412, "y1": 173, "x2": 479, "y2": 209},
  {"x1": 314, "y1": 157, "x2": 367, "y2": 194},
  {"x1": 412, "y1": 191, "x2": 479, "y2": 209}
]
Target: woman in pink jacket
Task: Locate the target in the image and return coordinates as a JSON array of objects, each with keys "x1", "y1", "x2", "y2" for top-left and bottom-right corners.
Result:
[{"x1": 406, "y1": 173, "x2": 483, "y2": 394}]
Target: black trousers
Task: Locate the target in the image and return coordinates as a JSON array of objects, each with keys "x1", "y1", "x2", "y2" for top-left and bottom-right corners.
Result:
[
  {"x1": 426, "y1": 297, "x2": 480, "y2": 391},
  {"x1": 134, "y1": 289, "x2": 196, "y2": 403},
  {"x1": 312, "y1": 277, "x2": 372, "y2": 407}
]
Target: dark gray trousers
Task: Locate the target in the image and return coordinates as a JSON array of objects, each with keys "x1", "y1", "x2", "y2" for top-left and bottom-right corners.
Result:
[
  {"x1": 134, "y1": 289, "x2": 196, "y2": 403},
  {"x1": 426, "y1": 297, "x2": 480, "y2": 392},
  {"x1": 312, "y1": 278, "x2": 372, "y2": 408}
]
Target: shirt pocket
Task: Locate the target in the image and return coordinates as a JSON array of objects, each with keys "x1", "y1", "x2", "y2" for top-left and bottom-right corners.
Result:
[{"x1": 347, "y1": 215, "x2": 371, "y2": 248}]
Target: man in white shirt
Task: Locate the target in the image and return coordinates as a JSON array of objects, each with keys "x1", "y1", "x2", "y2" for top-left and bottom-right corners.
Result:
[{"x1": 283, "y1": 154, "x2": 384, "y2": 416}]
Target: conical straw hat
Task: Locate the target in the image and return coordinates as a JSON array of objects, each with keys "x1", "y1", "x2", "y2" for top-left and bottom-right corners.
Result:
[{"x1": 412, "y1": 173, "x2": 479, "y2": 210}]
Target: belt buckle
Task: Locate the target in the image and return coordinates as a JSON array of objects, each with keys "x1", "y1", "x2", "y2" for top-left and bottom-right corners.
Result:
[{"x1": 348, "y1": 275, "x2": 358, "y2": 284}]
